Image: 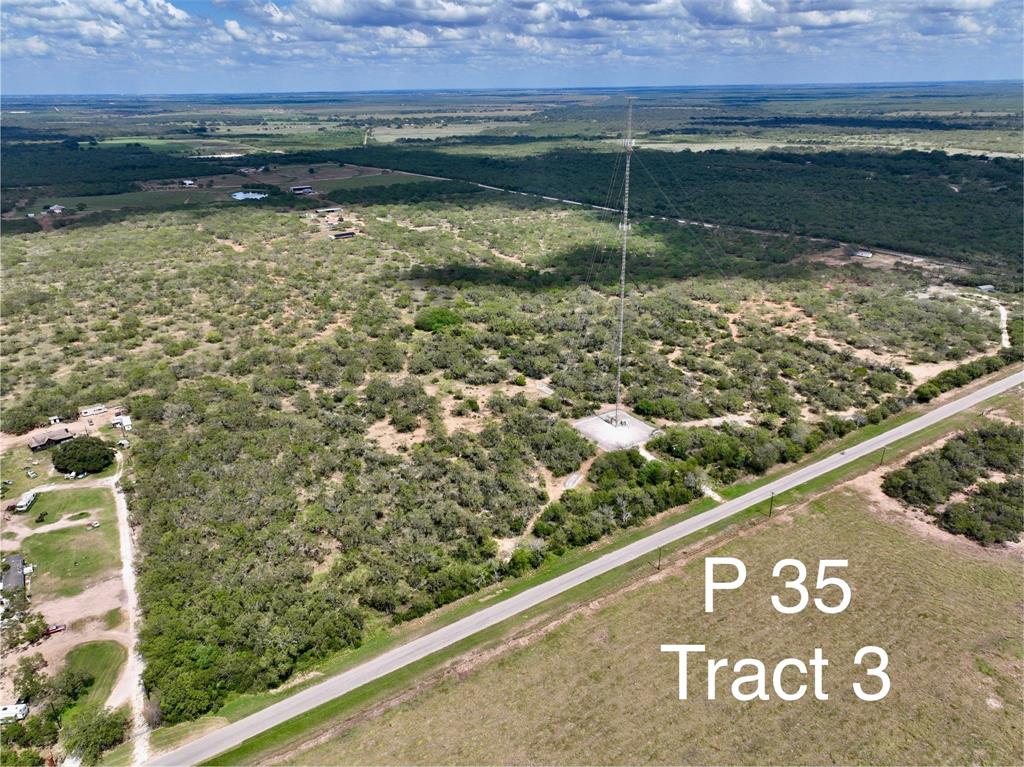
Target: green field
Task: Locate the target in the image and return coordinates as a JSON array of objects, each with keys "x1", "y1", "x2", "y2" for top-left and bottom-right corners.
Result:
[
  {"x1": 282, "y1": 483, "x2": 1022, "y2": 766},
  {"x1": 60, "y1": 640, "x2": 128, "y2": 726},
  {"x1": 24, "y1": 487, "x2": 113, "y2": 527},
  {"x1": 0, "y1": 445, "x2": 54, "y2": 501},
  {"x1": 36, "y1": 188, "x2": 234, "y2": 213},
  {"x1": 18, "y1": 492, "x2": 119, "y2": 598}
]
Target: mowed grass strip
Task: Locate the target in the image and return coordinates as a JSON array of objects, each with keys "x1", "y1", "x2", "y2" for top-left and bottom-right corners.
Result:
[
  {"x1": 284, "y1": 489, "x2": 1022, "y2": 767},
  {"x1": 61, "y1": 640, "x2": 128, "y2": 726},
  {"x1": 20, "y1": 491, "x2": 119, "y2": 598}
]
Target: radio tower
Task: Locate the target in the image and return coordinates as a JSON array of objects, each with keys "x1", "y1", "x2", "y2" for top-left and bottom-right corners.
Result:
[{"x1": 612, "y1": 98, "x2": 633, "y2": 428}]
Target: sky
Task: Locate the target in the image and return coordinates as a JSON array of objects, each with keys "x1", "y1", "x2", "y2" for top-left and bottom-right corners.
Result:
[{"x1": 1, "y1": 0, "x2": 1020, "y2": 95}]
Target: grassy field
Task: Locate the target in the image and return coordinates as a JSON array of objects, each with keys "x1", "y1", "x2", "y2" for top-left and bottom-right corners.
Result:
[
  {"x1": 0, "y1": 445, "x2": 54, "y2": 501},
  {"x1": 18, "y1": 491, "x2": 119, "y2": 598},
  {"x1": 36, "y1": 188, "x2": 232, "y2": 213},
  {"x1": 60, "y1": 640, "x2": 128, "y2": 725},
  {"x1": 282, "y1": 484, "x2": 1022, "y2": 766},
  {"x1": 24, "y1": 487, "x2": 114, "y2": 527}
]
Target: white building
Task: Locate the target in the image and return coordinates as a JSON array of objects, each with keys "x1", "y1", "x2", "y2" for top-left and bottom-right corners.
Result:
[{"x1": 80, "y1": 404, "x2": 108, "y2": 418}]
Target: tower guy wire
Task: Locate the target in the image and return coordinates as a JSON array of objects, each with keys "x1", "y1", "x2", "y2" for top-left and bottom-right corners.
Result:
[{"x1": 612, "y1": 97, "x2": 634, "y2": 428}]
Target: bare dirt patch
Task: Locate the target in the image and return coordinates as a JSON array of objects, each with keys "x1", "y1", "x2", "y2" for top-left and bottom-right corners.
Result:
[{"x1": 366, "y1": 419, "x2": 428, "y2": 454}]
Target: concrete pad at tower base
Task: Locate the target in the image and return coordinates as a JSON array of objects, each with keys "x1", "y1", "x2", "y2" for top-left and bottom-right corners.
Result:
[{"x1": 572, "y1": 409, "x2": 656, "y2": 451}]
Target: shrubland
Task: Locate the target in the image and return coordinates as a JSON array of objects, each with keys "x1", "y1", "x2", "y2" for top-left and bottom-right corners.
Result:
[
  {"x1": 882, "y1": 419, "x2": 1023, "y2": 544},
  {"x1": 1, "y1": 188, "x2": 1017, "y2": 723}
]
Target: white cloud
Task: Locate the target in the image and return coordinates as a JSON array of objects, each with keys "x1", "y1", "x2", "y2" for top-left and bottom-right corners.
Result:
[
  {"x1": 2, "y1": 35, "x2": 51, "y2": 56},
  {"x1": 0, "y1": 0, "x2": 1019, "y2": 85},
  {"x1": 224, "y1": 19, "x2": 250, "y2": 41}
]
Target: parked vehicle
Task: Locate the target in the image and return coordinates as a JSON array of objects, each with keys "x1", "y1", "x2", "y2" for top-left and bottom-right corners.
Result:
[
  {"x1": 42, "y1": 624, "x2": 66, "y2": 637},
  {"x1": 15, "y1": 492, "x2": 37, "y2": 512},
  {"x1": 0, "y1": 704, "x2": 29, "y2": 722}
]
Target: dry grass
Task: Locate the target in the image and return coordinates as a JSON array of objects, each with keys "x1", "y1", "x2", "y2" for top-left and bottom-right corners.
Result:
[{"x1": 282, "y1": 485, "x2": 1022, "y2": 766}]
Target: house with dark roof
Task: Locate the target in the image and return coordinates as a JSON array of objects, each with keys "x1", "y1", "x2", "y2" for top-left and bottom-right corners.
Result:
[{"x1": 27, "y1": 427, "x2": 74, "y2": 451}]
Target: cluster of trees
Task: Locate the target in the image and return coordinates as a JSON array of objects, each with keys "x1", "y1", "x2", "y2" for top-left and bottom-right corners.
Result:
[
  {"x1": 0, "y1": 589, "x2": 48, "y2": 648},
  {"x1": 52, "y1": 437, "x2": 115, "y2": 474},
  {"x1": 247, "y1": 145, "x2": 1023, "y2": 270},
  {"x1": 535, "y1": 449, "x2": 701, "y2": 551},
  {"x1": 882, "y1": 420, "x2": 1023, "y2": 544},
  {"x1": 130, "y1": 376, "x2": 592, "y2": 723},
  {"x1": 2, "y1": 143, "x2": 231, "y2": 197},
  {"x1": 937, "y1": 479, "x2": 1023, "y2": 545},
  {"x1": 2, "y1": 654, "x2": 128, "y2": 766},
  {"x1": 648, "y1": 416, "x2": 858, "y2": 484},
  {"x1": 327, "y1": 179, "x2": 483, "y2": 206},
  {"x1": 914, "y1": 324, "x2": 1023, "y2": 402},
  {"x1": 414, "y1": 306, "x2": 463, "y2": 332}
]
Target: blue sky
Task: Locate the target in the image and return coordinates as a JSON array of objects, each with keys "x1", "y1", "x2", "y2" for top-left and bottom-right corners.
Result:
[{"x1": 1, "y1": 1, "x2": 1020, "y2": 94}]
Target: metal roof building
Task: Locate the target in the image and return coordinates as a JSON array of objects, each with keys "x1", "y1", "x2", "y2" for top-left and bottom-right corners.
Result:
[{"x1": 2, "y1": 555, "x2": 25, "y2": 593}]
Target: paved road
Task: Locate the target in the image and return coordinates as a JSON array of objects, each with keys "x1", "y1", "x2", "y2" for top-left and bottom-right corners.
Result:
[{"x1": 148, "y1": 370, "x2": 1023, "y2": 766}]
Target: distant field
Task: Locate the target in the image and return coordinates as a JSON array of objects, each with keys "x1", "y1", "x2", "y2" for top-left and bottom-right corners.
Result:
[
  {"x1": 283, "y1": 484, "x2": 1022, "y2": 766},
  {"x1": 36, "y1": 188, "x2": 233, "y2": 213},
  {"x1": 371, "y1": 121, "x2": 514, "y2": 143},
  {"x1": 97, "y1": 137, "x2": 256, "y2": 155},
  {"x1": 634, "y1": 128, "x2": 1022, "y2": 157}
]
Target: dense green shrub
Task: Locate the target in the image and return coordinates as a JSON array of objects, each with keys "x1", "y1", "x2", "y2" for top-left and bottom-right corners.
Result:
[
  {"x1": 882, "y1": 420, "x2": 1023, "y2": 545},
  {"x1": 51, "y1": 437, "x2": 115, "y2": 474},
  {"x1": 937, "y1": 479, "x2": 1024, "y2": 545},
  {"x1": 913, "y1": 352, "x2": 1010, "y2": 402},
  {"x1": 266, "y1": 145, "x2": 1024, "y2": 269},
  {"x1": 648, "y1": 417, "x2": 855, "y2": 484},
  {"x1": 535, "y1": 449, "x2": 700, "y2": 551},
  {"x1": 414, "y1": 307, "x2": 463, "y2": 332}
]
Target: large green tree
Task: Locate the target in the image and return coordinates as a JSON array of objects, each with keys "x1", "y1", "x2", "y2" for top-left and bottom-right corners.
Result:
[{"x1": 51, "y1": 437, "x2": 114, "y2": 474}]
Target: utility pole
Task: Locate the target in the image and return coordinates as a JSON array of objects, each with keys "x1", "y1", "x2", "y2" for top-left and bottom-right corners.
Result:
[
  {"x1": 613, "y1": 98, "x2": 633, "y2": 428},
  {"x1": 877, "y1": 446, "x2": 887, "y2": 467},
  {"x1": 768, "y1": 491, "x2": 775, "y2": 518}
]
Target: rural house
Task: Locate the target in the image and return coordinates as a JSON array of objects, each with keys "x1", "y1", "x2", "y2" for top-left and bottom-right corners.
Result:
[{"x1": 27, "y1": 427, "x2": 74, "y2": 451}]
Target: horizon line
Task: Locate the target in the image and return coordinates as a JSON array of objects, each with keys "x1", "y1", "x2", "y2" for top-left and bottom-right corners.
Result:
[{"x1": 2, "y1": 77, "x2": 1021, "y2": 100}]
